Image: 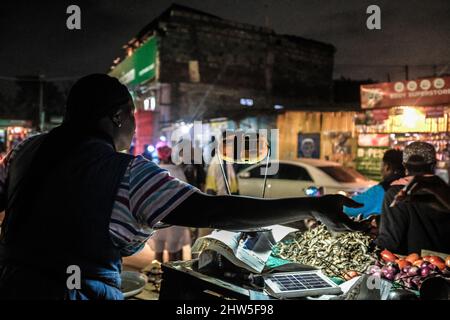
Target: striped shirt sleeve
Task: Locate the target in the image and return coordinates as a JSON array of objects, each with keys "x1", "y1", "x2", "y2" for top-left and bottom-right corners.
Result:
[
  {"x1": 128, "y1": 156, "x2": 198, "y2": 226},
  {"x1": 109, "y1": 155, "x2": 198, "y2": 256}
]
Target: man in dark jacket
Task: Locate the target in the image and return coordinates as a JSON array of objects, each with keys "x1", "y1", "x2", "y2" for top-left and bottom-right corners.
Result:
[{"x1": 376, "y1": 141, "x2": 450, "y2": 255}]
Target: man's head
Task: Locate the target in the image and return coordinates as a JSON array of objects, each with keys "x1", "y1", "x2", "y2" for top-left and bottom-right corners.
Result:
[
  {"x1": 403, "y1": 141, "x2": 436, "y2": 176},
  {"x1": 381, "y1": 149, "x2": 404, "y2": 179},
  {"x1": 65, "y1": 74, "x2": 135, "y2": 151}
]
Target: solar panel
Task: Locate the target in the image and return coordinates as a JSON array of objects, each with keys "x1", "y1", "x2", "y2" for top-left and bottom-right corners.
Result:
[{"x1": 264, "y1": 271, "x2": 342, "y2": 298}]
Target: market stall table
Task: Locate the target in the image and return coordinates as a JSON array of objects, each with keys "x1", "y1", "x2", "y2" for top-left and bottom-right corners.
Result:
[{"x1": 159, "y1": 259, "x2": 274, "y2": 300}]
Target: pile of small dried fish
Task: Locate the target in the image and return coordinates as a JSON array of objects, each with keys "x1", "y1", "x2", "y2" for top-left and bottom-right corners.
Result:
[
  {"x1": 273, "y1": 225, "x2": 377, "y2": 278},
  {"x1": 143, "y1": 260, "x2": 163, "y2": 293}
]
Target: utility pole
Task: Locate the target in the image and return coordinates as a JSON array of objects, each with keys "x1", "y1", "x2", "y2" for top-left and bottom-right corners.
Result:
[
  {"x1": 38, "y1": 74, "x2": 45, "y2": 132},
  {"x1": 404, "y1": 65, "x2": 409, "y2": 80},
  {"x1": 264, "y1": 2, "x2": 270, "y2": 28}
]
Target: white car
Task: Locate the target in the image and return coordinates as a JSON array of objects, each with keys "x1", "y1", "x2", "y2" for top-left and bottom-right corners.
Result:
[{"x1": 237, "y1": 159, "x2": 377, "y2": 198}]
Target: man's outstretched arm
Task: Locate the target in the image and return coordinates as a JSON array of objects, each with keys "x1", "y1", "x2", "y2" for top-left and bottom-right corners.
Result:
[{"x1": 162, "y1": 191, "x2": 365, "y2": 232}]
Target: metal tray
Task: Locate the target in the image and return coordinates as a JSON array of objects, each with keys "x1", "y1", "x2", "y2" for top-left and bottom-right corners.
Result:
[{"x1": 121, "y1": 271, "x2": 147, "y2": 298}]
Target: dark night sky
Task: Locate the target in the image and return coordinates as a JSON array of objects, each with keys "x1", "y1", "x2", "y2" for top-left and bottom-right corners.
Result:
[{"x1": 1, "y1": 0, "x2": 449, "y2": 86}]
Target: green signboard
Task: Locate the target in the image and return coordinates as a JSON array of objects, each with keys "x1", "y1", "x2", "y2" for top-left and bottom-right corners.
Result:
[
  {"x1": 109, "y1": 37, "x2": 157, "y2": 86},
  {"x1": 0, "y1": 119, "x2": 32, "y2": 127},
  {"x1": 355, "y1": 146, "x2": 388, "y2": 181}
]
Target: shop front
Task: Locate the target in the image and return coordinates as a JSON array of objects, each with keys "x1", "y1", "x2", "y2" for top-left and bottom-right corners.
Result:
[
  {"x1": 277, "y1": 111, "x2": 358, "y2": 167},
  {"x1": 356, "y1": 76, "x2": 450, "y2": 181},
  {"x1": 0, "y1": 119, "x2": 33, "y2": 157}
]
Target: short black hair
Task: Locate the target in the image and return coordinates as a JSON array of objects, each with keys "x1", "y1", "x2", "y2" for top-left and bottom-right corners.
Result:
[{"x1": 383, "y1": 149, "x2": 405, "y2": 175}]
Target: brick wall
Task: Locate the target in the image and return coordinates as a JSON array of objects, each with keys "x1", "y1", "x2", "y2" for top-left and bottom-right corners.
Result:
[{"x1": 141, "y1": 5, "x2": 335, "y2": 121}]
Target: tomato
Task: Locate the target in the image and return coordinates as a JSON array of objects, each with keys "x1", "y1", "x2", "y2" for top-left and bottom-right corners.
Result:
[
  {"x1": 423, "y1": 256, "x2": 432, "y2": 262},
  {"x1": 428, "y1": 256, "x2": 446, "y2": 270},
  {"x1": 446, "y1": 256, "x2": 450, "y2": 269},
  {"x1": 429, "y1": 256, "x2": 445, "y2": 264},
  {"x1": 344, "y1": 271, "x2": 359, "y2": 281},
  {"x1": 380, "y1": 249, "x2": 398, "y2": 262},
  {"x1": 413, "y1": 259, "x2": 424, "y2": 267},
  {"x1": 405, "y1": 253, "x2": 420, "y2": 264},
  {"x1": 432, "y1": 261, "x2": 446, "y2": 271},
  {"x1": 397, "y1": 259, "x2": 412, "y2": 270}
]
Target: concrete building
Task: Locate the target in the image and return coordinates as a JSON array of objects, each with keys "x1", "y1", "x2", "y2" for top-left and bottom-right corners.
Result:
[{"x1": 109, "y1": 4, "x2": 336, "y2": 155}]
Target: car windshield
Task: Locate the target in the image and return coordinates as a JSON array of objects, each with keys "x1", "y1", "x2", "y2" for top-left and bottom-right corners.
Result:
[{"x1": 319, "y1": 166, "x2": 368, "y2": 183}]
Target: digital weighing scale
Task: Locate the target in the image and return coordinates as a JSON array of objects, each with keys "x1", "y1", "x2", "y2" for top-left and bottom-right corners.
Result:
[{"x1": 264, "y1": 270, "x2": 342, "y2": 299}]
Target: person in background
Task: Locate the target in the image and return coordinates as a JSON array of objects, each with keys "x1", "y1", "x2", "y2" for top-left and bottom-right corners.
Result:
[
  {"x1": 392, "y1": 175, "x2": 450, "y2": 212},
  {"x1": 376, "y1": 141, "x2": 450, "y2": 255},
  {"x1": 344, "y1": 149, "x2": 404, "y2": 218},
  {"x1": 201, "y1": 136, "x2": 239, "y2": 238},
  {"x1": 182, "y1": 145, "x2": 206, "y2": 191},
  {"x1": 205, "y1": 146, "x2": 239, "y2": 196},
  {"x1": 392, "y1": 147, "x2": 450, "y2": 212},
  {"x1": 180, "y1": 145, "x2": 206, "y2": 245},
  {"x1": 147, "y1": 145, "x2": 191, "y2": 262}
]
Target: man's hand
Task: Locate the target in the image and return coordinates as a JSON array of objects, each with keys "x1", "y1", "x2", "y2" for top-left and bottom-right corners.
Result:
[{"x1": 311, "y1": 194, "x2": 369, "y2": 232}]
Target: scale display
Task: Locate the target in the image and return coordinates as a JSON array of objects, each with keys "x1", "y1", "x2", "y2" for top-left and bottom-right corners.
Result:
[{"x1": 264, "y1": 271, "x2": 342, "y2": 298}]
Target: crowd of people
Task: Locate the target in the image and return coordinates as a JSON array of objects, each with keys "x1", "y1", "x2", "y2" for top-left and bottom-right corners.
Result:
[{"x1": 344, "y1": 142, "x2": 450, "y2": 255}]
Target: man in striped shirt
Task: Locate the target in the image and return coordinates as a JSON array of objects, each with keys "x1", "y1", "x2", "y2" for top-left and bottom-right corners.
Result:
[{"x1": 0, "y1": 74, "x2": 364, "y2": 300}]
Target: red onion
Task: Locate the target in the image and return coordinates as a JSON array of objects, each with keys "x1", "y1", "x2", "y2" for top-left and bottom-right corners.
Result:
[
  {"x1": 428, "y1": 264, "x2": 440, "y2": 272},
  {"x1": 411, "y1": 276, "x2": 422, "y2": 289},
  {"x1": 386, "y1": 264, "x2": 399, "y2": 274},
  {"x1": 384, "y1": 271, "x2": 396, "y2": 281},
  {"x1": 421, "y1": 266, "x2": 431, "y2": 277},
  {"x1": 372, "y1": 271, "x2": 382, "y2": 278},
  {"x1": 408, "y1": 266, "x2": 420, "y2": 277},
  {"x1": 368, "y1": 265, "x2": 381, "y2": 274}
]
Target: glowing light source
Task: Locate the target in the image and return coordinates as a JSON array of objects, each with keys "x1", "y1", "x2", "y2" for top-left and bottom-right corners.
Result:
[
  {"x1": 401, "y1": 107, "x2": 424, "y2": 129},
  {"x1": 147, "y1": 145, "x2": 155, "y2": 153},
  {"x1": 180, "y1": 123, "x2": 193, "y2": 135},
  {"x1": 240, "y1": 98, "x2": 254, "y2": 107},
  {"x1": 13, "y1": 127, "x2": 23, "y2": 134},
  {"x1": 150, "y1": 97, "x2": 156, "y2": 111},
  {"x1": 143, "y1": 97, "x2": 156, "y2": 111},
  {"x1": 159, "y1": 135, "x2": 167, "y2": 142},
  {"x1": 274, "y1": 104, "x2": 284, "y2": 110}
]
